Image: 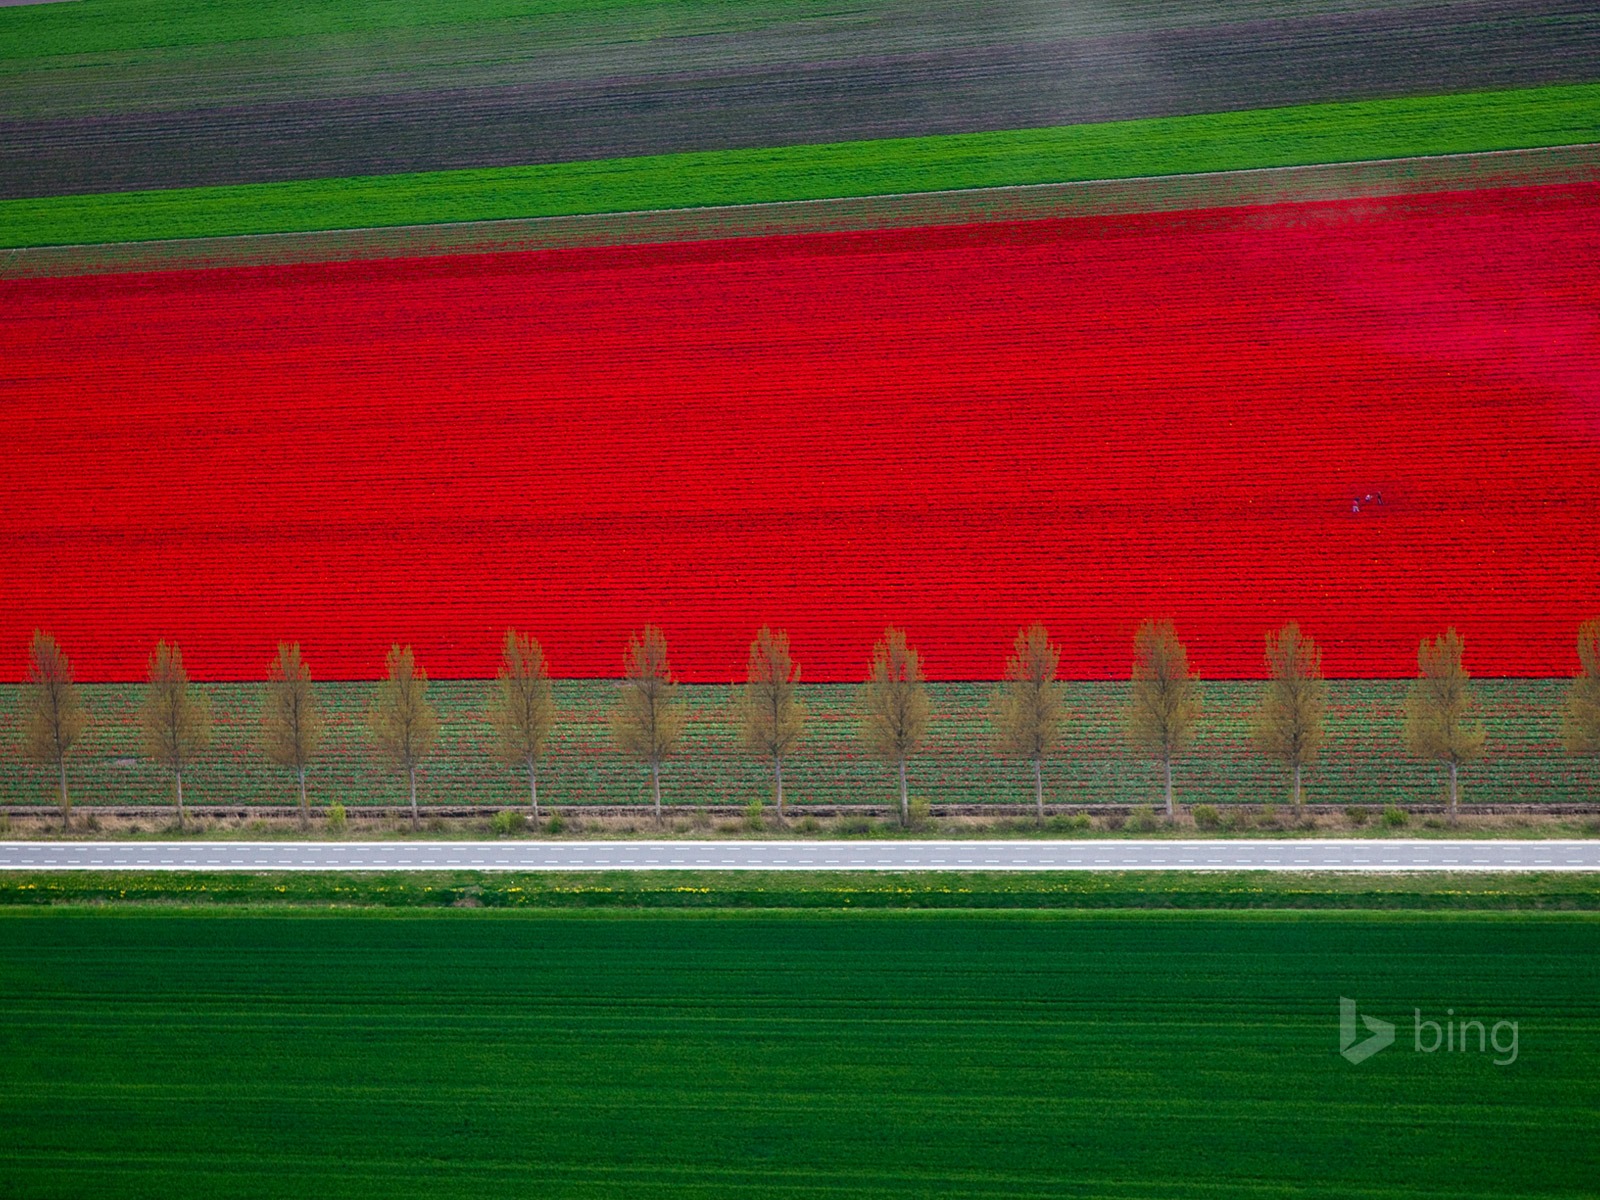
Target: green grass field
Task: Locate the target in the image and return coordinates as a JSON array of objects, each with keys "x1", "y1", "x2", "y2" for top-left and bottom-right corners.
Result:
[
  {"x1": 4, "y1": 83, "x2": 1595, "y2": 247},
  {"x1": 0, "y1": 907, "x2": 1594, "y2": 1198},
  {"x1": 2, "y1": 680, "x2": 1594, "y2": 813}
]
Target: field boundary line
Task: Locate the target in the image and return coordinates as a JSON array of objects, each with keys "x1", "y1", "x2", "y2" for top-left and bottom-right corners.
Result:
[{"x1": 7, "y1": 802, "x2": 1599, "y2": 820}]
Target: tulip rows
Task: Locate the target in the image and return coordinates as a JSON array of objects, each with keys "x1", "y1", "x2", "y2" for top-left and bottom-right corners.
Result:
[{"x1": 4, "y1": 185, "x2": 1598, "y2": 688}]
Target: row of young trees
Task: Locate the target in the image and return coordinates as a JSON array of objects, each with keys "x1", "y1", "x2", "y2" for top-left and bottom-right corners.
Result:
[{"x1": 19, "y1": 619, "x2": 1600, "y2": 829}]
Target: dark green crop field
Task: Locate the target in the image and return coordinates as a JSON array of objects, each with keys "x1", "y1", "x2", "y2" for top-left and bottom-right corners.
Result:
[
  {"x1": 0, "y1": 909, "x2": 1595, "y2": 1198},
  {"x1": 4, "y1": 83, "x2": 1596, "y2": 248},
  {"x1": 2, "y1": 679, "x2": 1594, "y2": 813}
]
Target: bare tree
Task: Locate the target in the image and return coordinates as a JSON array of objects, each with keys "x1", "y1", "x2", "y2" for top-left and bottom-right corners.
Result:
[
  {"x1": 991, "y1": 622, "x2": 1066, "y2": 823},
  {"x1": 1403, "y1": 628, "x2": 1485, "y2": 824},
  {"x1": 1126, "y1": 619, "x2": 1201, "y2": 819},
  {"x1": 861, "y1": 627, "x2": 932, "y2": 826},
  {"x1": 262, "y1": 642, "x2": 324, "y2": 826},
  {"x1": 737, "y1": 627, "x2": 806, "y2": 817},
  {"x1": 140, "y1": 640, "x2": 210, "y2": 829},
  {"x1": 369, "y1": 644, "x2": 440, "y2": 830},
  {"x1": 1563, "y1": 619, "x2": 1600, "y2": 783},
  {"x1": 611, "y1": 625, "x2": 685, "y2": 821},
  {"x1": 488, "y1": 629, "x2": 556, "y2": 821},
  {"x1": 1252, "y1": 622, "x2": 1327, "y2": 809},
  {"x1": 21, "y1": 631, "x2": 88, "y2": 829}
]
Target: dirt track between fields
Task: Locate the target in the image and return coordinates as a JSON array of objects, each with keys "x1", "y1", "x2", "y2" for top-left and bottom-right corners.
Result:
[{"x1": 5, "y1": 143, "x2": 1597, "y2": 278}]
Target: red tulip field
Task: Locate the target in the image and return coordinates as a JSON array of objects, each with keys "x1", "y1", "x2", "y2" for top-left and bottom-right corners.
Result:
[{"x1": 4, "y1": 183, "x2": 1598, "y2": 687}]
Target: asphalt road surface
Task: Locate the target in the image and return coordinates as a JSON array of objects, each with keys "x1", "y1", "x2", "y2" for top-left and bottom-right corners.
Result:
[{"x1": 3, "y1": 841, "x2": 1598, "y2": 872}]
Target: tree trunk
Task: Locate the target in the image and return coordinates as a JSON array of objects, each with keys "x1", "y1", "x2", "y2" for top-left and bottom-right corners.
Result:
[
  {"x1": 1448, "y1": 760, "x2": 1459, "y2": 825},
  {"x1": 898, "y1": 757, "x2": 909, "y2": 826},
  {"x1": 651, "y1": 760, "x2": 662, "y2": 822},
  {"x1": 1163, "y1": 757, "x2": 1173, "y2": 820},
  {"x1": 298, "y1": 766, "x2": 309, "y2": 828},
  {"x1": 1033, "y1": 755, "x2": 1044, "y2": 824},
  {"x1": 528, "y1": 759, "x2": 540, "y2": 823},
  {"x1": 58, "y1": 758, "x2": 70, "y2": 830},
  {"x1": 175, "y1": 767, "x2": 185, "y2": 830},
  {"x1": 1292, "y1": 762, "x2": 1303, "y2": 809},
  {"x1": 774, "y1": 757, "x2": 784, "y2": 818},
  {"x1": 408, "y1": 764, "x2": 418, "y2": 830}
]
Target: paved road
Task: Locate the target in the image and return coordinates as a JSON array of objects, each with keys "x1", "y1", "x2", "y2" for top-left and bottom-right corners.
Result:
[{"x1": 3, "y1": 840, "x2": 1597, "y2": 872}]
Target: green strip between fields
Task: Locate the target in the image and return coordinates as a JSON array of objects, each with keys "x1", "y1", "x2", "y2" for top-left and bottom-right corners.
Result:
[
  {"x1": 3, "y1": 870, "x2": 1598, "y2": 910},
  {"x1": 3, "y1": 83, "x2": 1596, "y2": 249}
]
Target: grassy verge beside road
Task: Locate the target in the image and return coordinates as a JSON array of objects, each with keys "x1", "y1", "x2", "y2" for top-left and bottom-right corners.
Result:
[{"x1": 3, "y1": 869, "x2": 1597, "y2": 910}]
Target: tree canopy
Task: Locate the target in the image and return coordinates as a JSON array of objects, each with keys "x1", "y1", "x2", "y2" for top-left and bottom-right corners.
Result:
[
  {"x1": 1403, "y1": 627, "x2": 1485, "y2": 820},
  {"x1": 487, "y1": 629, "x2": 557, "y2": 819},
  {"x1": 738, "y1": 627, "x2": 806, "y2": 814},
  {"x1": 991, "y1": 622, "x2": 1066, "y2": 820},
  {"x1": 21, "y1": 630, "x2": 87, "y2": 827},
  {"x1": 140, "y1": 640, "x2": 210, "y2": 826},
  {"x1": 263, "y1": 641, "x2": 324, "y2": 823},
  {"x1": 611, "y1": 625, "x2": 686, "y2": 818},
  {"x1": 369, "y1": 644, "x2": 439, "y2": 827},
  {"x1": 1252, "y1": 621, "x2": 1327, "y2": 807},
  {"x1": 1563, "y1": 618, "x2": 1600, "y2": 759},
  {"x1": 1126, "y1": 619, "x2": 1201, "y2": 817},
  {"x1": 862, "y1": 627, "x2": 931, "y2": 825}
]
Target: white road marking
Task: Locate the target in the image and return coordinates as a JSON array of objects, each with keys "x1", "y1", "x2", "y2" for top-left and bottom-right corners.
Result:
[{"x1": 0, "y1": 840, "x2": 1598, "y2": 871}]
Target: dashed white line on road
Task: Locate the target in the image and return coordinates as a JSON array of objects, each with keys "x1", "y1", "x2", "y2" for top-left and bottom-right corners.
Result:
[{"x1": 5, "y1": 840, "x2": 1600, "y2": 872}]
